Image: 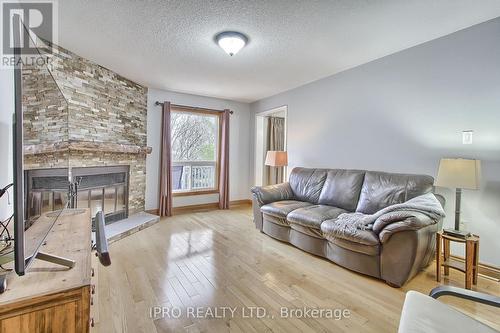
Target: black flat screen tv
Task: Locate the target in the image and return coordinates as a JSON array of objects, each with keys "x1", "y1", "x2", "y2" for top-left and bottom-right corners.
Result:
[{"x1": 11, "y1": 14, "x2": 66, "y2": 276}]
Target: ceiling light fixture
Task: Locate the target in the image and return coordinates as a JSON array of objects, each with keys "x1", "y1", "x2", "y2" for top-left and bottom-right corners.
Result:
[{"x1": 215, "y1": 31, "x2": 248, "y2": 56}]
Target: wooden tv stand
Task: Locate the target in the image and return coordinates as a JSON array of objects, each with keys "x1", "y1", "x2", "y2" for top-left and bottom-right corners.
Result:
[{"x1": 0, "y1": 209, "x2": 97, "y2": 333}]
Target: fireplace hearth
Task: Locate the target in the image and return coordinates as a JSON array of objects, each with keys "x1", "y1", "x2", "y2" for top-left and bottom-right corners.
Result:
[{"x1": 26, "y1": 166, "x2": 130, "y2": 224}]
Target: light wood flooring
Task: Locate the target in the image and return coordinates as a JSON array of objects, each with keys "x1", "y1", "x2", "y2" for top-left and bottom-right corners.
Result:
[{"x1": 94, "y1": 207, "x2": 499, "y2": 333}]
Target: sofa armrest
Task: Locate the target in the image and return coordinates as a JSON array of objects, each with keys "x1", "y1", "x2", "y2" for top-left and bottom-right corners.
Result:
[
  {"x1": 376, "y1": 211, "x2": 439, "y2": 243},
  {"x1": 430, "y1": 286, "x2": 500, "y2": 308},
  {"x1": 380, "y1": 223, "x2": 438, "y2": 287},
  {"x1": 250, "y1": 182, "x2": 293, "y2": 231},
  {"x1": 250, "y1": 182, "x2": 294, "y2": 206}
]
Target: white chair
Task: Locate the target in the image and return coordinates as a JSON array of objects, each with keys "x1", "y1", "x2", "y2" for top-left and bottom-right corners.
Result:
[{"x1": 398, "y1": 286, "x2": 500, "y2": 333}]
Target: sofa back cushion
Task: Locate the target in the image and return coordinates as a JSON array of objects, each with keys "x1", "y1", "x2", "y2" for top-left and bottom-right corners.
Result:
[
  {"x1": 318, "y1": 169, "x2": 365, "y2": 211},
  {"x1": 289, "y1": 168, "x2": 328, "y2": 204},
  {"x1": 355, "y1": 171, "x2": 434, "y2": 214}
]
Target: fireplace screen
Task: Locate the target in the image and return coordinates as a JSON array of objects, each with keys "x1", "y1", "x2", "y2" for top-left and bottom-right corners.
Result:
[{"x1": 26, "y1": 166, "x2": 129, "y2": 224}]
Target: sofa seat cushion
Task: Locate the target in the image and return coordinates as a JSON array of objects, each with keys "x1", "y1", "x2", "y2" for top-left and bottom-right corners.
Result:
[
  {"x1": 321, "y1": 219, "x2": 380, "y2": 256},
  {"x1": 290, "y1": 223, "x2": 324, "y2": 239},
  {"x1": 329, "y1": 236, "x2": 380, "y2": 256},
  {"x1": 262, "y1": 213, "x2": 290, "y2": 227},
  {"x1": 288, "y1": 205, "x2": 347, "y2": 230},
  {"x1": 261, "y1": 200, "x2": 312, "y2": 220}
]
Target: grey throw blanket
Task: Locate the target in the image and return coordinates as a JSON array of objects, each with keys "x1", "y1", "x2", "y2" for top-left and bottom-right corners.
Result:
[{"x1": 332, "y1": 193, "x2": 445, "y2": 235}]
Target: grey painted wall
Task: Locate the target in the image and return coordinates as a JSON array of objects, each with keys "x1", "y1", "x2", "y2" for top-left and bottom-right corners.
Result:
[
  {"x1": 146, "y1": 88, "x2": 252, "y2": 210},
  {"x1": 0, "y1": 68, "x2": 14, "y2": 221},
  {"x1": 251, "y1": 18, "x2": 500, "y2": 266}
]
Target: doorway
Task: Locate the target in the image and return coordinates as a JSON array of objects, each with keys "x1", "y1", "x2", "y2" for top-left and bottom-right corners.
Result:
[{"x1": 254, "y1": 106, "x2": 287, "y2": 186}]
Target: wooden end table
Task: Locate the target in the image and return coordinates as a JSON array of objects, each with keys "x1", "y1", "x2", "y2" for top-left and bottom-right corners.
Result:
[{"x1": 436, "y1": 231, "x2": 479, "y2": 289}]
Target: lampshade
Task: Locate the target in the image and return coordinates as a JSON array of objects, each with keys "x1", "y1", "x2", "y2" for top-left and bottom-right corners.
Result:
[
  {"x1": 435, "y1": 158, "x2": 481, "y2": 190},
  {"x1": 265, "y1": 151, "x2": 288, "y2": 167}
]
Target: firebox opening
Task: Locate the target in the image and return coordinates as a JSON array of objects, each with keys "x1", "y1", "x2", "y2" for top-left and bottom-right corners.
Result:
[{"x1": 25, "y1": 166, "x2": 130, "y2": 225}]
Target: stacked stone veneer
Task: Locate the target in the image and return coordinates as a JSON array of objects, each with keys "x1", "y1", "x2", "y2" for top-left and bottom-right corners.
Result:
[
  {"x1": 22, "y1": 56, "x2": 68, "y2": 145},
  {"x1": 22, "y1": 39, "x2": 149, "y2": 214}
]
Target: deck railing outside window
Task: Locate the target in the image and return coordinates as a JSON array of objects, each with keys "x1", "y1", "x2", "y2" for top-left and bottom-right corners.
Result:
[{"x1": 172, "y1": 161, "x2": 216, "y2": 192}]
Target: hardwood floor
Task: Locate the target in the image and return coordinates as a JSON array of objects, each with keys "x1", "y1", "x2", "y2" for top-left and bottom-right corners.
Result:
[{"x1": 95, "y1": 207, "x2": 500, "y2": 333}]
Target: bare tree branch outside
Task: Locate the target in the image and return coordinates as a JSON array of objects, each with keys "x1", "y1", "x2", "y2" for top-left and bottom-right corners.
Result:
[{"x1": 171, "y1": 112, "x2": 217, "y2": 161}]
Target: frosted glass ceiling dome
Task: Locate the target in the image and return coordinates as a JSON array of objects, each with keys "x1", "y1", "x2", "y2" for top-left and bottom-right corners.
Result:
[{"x1": 215, "y1": 31, "x2": 248, "y2": 56}]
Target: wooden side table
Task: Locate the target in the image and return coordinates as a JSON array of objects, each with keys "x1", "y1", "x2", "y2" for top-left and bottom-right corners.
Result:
[{"x1": 436, "y1": 231, "x2": 479, "y2": 289}]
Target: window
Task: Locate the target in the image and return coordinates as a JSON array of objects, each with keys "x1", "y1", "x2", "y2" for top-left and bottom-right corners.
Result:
[{"x1": 171, "y1": 108, "x2": 221, "y2": 195}]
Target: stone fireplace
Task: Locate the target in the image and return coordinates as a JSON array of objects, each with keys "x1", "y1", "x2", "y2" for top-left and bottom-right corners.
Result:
[{"x1": 22, "y1": 37, "x2": 150, "y2": 222}]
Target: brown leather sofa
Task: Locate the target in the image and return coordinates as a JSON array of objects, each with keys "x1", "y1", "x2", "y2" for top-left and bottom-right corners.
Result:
[{"x1": 251, "y1": 167, "x2": 445, "y2": 287}]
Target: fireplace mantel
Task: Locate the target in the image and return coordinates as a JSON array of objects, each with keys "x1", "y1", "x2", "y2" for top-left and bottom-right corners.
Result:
[{"x1": 24, "y1": 141, "x2": 152, "y2": 155}]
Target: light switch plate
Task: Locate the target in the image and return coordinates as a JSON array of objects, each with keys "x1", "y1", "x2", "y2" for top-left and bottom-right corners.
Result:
[{"x1": 462, "y1": 130, "x2": 473, "y2": 145}]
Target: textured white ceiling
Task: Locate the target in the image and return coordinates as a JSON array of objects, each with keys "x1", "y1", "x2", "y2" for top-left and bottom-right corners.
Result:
[{"x1": 58, "y1": 1, "x2": 500, "y2": 102}]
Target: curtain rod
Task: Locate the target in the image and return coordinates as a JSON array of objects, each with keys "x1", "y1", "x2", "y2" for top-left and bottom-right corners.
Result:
[{"x1": 155, "y1": 101, "x2": 233, "y2": 114}]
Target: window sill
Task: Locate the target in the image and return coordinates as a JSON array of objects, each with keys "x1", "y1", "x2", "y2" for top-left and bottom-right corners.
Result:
[{"x1": 173, "y1": 189, "x2": 219, "y2": 197}]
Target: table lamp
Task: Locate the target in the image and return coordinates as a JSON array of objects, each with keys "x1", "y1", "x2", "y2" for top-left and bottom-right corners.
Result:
[{"x1": 435, "y1": 158, "x2": 481, "y2": 234}]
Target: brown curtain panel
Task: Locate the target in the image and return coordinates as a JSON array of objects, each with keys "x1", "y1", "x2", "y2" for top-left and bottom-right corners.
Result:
[
  {"x1": 218, "y1": 109, "x2": 230, "y2": 209},
  {"x1": 266, "y1": 116, "x2": 286, "y2": 185},
  {"x1": 158, "y1": 101, "x2": 173, "y2": 217}
]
